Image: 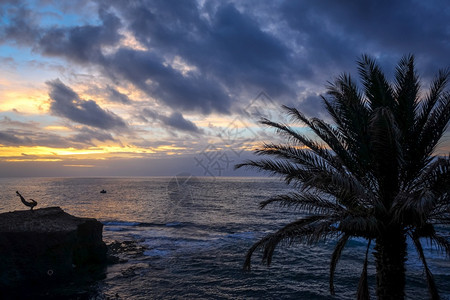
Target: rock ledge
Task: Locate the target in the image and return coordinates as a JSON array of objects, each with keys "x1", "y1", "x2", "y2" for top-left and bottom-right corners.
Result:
[{"x1": 0, "y1": 207, "x2": 107, "y2": 288}]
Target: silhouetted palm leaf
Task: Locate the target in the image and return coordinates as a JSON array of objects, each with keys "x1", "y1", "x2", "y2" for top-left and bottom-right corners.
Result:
[
  {"x1": 329, "y1": 234, "x2": 350, "y2": 295},
  {"x1": 410, "y1": 233, "x2": 440, "y2": 300},
  {"x1": 357, "y1": 239, "x2": 372, "y2": 300}
]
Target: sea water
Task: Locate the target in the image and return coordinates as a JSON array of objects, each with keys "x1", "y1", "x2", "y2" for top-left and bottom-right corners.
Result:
[{"x1": 0, "y1": 177, "x2": 449, "y2": 299}]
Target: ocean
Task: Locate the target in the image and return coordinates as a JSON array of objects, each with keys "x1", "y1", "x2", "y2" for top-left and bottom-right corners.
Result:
[{"x1": 0, "y1": 176, "x2": 449, "y2": 299}]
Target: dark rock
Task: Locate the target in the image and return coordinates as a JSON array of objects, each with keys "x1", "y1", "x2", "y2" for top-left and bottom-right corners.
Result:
[
  {"x1": 106, "y1": 240, "x2": 148, "y2": 265},
  {"x1": 0, "y1": 207, "x2": 107, "y2": 289}
]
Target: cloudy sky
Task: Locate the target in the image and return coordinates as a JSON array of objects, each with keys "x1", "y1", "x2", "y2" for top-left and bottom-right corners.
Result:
[{"x1": 0, "y1": 0, "x2": 449, "y2": 177}]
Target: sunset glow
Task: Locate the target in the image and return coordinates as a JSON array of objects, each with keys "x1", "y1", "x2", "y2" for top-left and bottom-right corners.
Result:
[{"x1": 1, "y1": 1, "x2": 449, "y2": 177}]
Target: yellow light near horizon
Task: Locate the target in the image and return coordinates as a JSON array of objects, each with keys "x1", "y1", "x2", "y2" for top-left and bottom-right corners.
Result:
[
  {"x1": 0, "y1": 90, "x2": 49, "y2": 114},
  {"x1": 0, "y1": 146, "x2": 90, "y2": 158},
  {"x1": 0, "y1": 144, "x2": 164, "y2": 162},
  {"x1": 6, "y1": 158, "x2": 62, "y2": 162},
  {"x1": 154, "y1": 145, "x2": 186, "y2": 151},
  {"x1": 43, "y1": 125, "x2": 71, "y2": 131},
  {"x1": 51, "y1": 145, "x2": 158, "y2": 157}
]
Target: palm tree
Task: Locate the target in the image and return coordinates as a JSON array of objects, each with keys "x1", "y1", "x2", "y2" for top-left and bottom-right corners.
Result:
[{"x1": 236, "y1": 55, "x2": 450, "y2": 300}]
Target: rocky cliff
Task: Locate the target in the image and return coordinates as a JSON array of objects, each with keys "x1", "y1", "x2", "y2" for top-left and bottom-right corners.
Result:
[{"x1": 0, "y1": 207, "x2": 107, "y2": 289}]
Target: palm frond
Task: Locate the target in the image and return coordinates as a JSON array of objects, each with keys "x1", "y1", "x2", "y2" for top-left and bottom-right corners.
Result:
[
  {"x1": 259, "y1": 117, "x2": 335, "y2": 166},
  {"x1": 410, "y1": 69, "x2": 450, "y2": 177},
  {"x1": 395, "y1": 156, "x2": 450, "y2": 225},
  {"x1": 243, "y1": 215, "x2": 335, "y2": 270},
  {"x1": 419, "y1": 93, "x2": 450, "y2": 159},
  {"x1": 406, "y1": 155, "x2": 450, "y2": 194},
  {"x1": 338, "y1": 215, "x2": 378, "y2": 238},
  {"x1": 394, "y1": 54, "x2": 420, "y2": 128},
  {"x1": 260, "y1": 192, "x2": 344, "y2": 215},
  {"x1": 255, "y1": 143, "x2": 333, "y2": 172},
  {"x1": 309, "y1": 117, "x2": 360, "y2": 173},
  {"x1": 393, "y1": 190, "x2": 437, "y2": 226},
  {"x1": 357, "y1": 239, "x2": 372, "y2": 300},
  {"x1": 369, "y1": 107, "x2": 403, "y2": 165},
  {"x1": 283, "y1": 103, "x2": 370, "y2": 178},
  {"x1": 429, "y1": 232, "x2": 450, "y2": 257},
  {"x1": 428, "y1": 156, "x2": 450, "y2": 197},
  {"x1": 282, "y1": 105, "x2": 350, "y2": 161},
  {"x1": 246, "y1": 144, "x2": 376, "y2": 205},
  {"x1": 329, "y1": 234, "x2": 350, "y2": 295},
  {"x1": 235, "y1": 159, "x2": 306, "y2": 186},
  {"x1": 322, "y1": 74, "x2": 371, "y2": 160},
  {"x1": 416, "y1": 68, "x2": 450, "y2": 133},
  {"x1": 410, "y1": 233, "x2": 441, "y2": 300},
  {"x1": 358, "y1": 54, "x2": 395, "y2": 110}
]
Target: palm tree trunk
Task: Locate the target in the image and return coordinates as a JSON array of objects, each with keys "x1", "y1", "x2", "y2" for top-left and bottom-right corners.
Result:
[{"x1": 373, "y1": 226, "x2": 407, "y2": 300}]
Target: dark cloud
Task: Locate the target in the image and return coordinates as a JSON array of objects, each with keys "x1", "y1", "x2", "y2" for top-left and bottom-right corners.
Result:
[
  {"x1": 26, "y1": 131, "x2": 76, "y2": 148},
  {"x1": 163, "y1": 112, "x2": 202, "y2": 134},
  {"x1": 0, "y1": 118, "x2": 38, "y2": 146},
  {"x1": 0, "y1": 131, "x2": 31, "y2": 145},
  {"x1": 4, "y1": 0, "x2": 450, "y2": 86},
  {"x1": 280, "y1": 0, "x2": 450, "y2": 78},
  {"x1": 114, "y1": 0, "x2": 204, "y2": 52},
  {"x1": 106, "y1": 85, "x2": 132, "y2": 104},
  {"x1": 37, "y1": 7, "x2": 122, "y2": 63},
  {"x1": 47, "y1": 79, "x2": 127, "y2": 130},
  {"x1": 0, "y1": 4, "x2": 39, "y2": 46},
  {"x1": 206, "y1": 4, "x2": 294, "y2": 87},
  {"x1": 142, "y1": 108, "x2": 202, "y2": 134},
  {"x1": 105, "y1": 48, "x2": 232, "y2": 114},
  {"x1": 70, "y1": 126, "x2": 116, "y2": 145},
  {"x1": 109, "y1": 1, "x2": 297, "y2": 108},
  {"x1": 0, "y1": 128, "x2": 72, "y2": 148},
  {"x1": 0, "y1": 120, "x2": 117, "y2": 148}
]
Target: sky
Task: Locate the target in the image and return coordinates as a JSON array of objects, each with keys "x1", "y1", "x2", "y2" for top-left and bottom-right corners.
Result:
[{"x1": 0, "y1": 0, "x2": 449, "y2": 177}]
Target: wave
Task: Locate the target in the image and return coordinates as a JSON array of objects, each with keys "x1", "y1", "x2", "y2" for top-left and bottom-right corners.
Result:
[
  {"x1": 223, "y1": 231, "x2": 256, "y2": 240},
  {"x1": 103, "y1": 219, "x2": 263, "y2": 233},
  {"x1": 165, "y1": 221, "x2": 184, "y2": 227},
  {"x1": 103, "y1": 220, "x2": 189, "y2": 227},
  {"x1": 103, "y1": 221, "x2": 141, "y2": 227},
  {"x1": 144, "y1": 249, "x2": 170, "y2": 257}
]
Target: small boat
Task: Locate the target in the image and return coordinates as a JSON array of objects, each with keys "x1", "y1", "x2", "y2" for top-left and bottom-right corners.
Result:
[{"x1": 100, "y1": 190, "x2": 107, "y2": 194}]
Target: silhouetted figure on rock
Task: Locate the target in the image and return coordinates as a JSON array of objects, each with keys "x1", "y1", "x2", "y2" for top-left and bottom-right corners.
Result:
[{"x1": 16, "y1": 191, "x2": 37, "y2": 211}]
